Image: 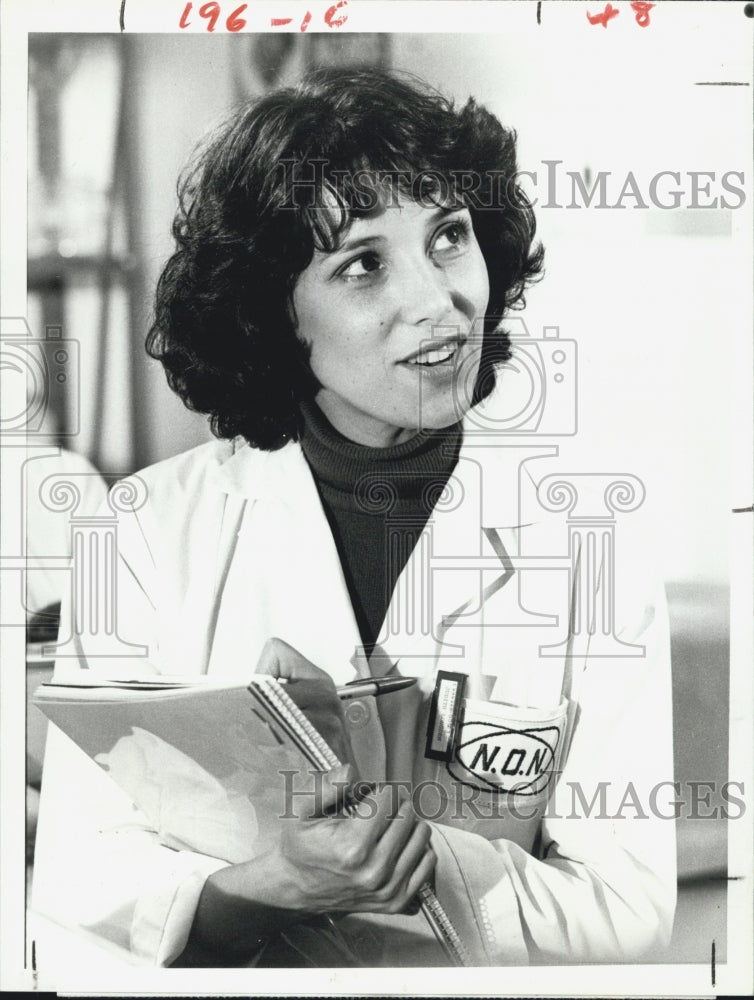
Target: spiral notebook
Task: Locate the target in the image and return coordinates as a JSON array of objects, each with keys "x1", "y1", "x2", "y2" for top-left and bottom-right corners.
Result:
[{"x1": 33, "y1": 674, "x2": 470, "y2": 967}]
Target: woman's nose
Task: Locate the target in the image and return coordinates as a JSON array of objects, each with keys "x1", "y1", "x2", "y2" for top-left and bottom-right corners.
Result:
[{"x1": 395, "y1": 258, "x2": 454, "y2": 327}]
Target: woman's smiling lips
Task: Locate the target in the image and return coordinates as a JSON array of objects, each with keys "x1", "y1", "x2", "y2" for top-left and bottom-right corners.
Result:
[{"x1": 400, "y1": 336, "x2": 466, "y2": 368}]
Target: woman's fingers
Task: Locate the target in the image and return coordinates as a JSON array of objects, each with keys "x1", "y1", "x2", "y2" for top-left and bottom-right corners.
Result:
[
  {"x1": 343, "y1": 792, "x2": 433, "y2": 909},
  {"x1": 350, "y1": 825, "x2": 435, "y2": 914},
  {"x1": 315, "y1": 789, "x2": 420, "y2": 896},
  {"x1": 368, "y1": 827, "x2": 435, "y2": 915},
  {"x1": 255, "y1": 636, "x2": 331, "y2": 683},
  {"x1": 277, "y1": 784, "x2": 436, "y2": 916},
  {"x1": 255, "y1": 637, "x2": 356, "y2": 769},
  {"x1": 400, "y1": 846, "x2": 438, "y2": 911},
  {"x1": 370, "y1": 795, "x2": 423, "y2": 871},
  {"x1": 379, "y1": 817, "x2": 433, "y2": 902}
]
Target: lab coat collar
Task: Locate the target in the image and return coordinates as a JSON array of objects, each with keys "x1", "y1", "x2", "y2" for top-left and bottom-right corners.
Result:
[
  {"x1": 209, "y1": 421, "x2": 541, "y2": 530},
  {"x1": 209, "y1": 436, "x2": 312, "y2": 505}
]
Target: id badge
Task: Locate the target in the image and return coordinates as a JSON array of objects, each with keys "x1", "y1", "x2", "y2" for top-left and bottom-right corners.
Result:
[{"x1": 424, "y1": 670, "x2": 467, "y2": 762}]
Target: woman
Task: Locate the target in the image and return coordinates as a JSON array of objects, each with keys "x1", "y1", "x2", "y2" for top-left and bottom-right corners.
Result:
[{"x1": 33, "y1": 67, "x2": 676, "y2": 968}]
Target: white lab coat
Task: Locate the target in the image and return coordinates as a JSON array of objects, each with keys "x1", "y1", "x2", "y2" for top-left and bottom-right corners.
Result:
[
  {"x1": 24, "y1": 449, "x2": 108, "y2": 615},
  {"x1": 33, "y1": 412, "x2": 676, "y2": 968}
]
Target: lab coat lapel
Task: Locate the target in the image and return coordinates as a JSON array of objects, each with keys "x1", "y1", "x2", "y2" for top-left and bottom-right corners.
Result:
[
  {"x1": 155, "y1": 475, "x2": 243, "y2": 678},
  {"x1": 206, "y1": 441, "x2": 364, "y2": 686},
  {"x1": 375, "y1": 440, "x2": 527, "y2": 670}
]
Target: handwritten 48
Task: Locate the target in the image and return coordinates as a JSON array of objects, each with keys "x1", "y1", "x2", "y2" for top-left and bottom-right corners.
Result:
[{"x1": 587, "y1": 2, "x2": 655, "y2": 29}]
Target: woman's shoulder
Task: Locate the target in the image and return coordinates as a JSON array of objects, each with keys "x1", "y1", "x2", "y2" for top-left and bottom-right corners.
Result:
[
  {"x1": 117, "y1": 436, "x2": 305, "y2": 522},
  {"x1": 121, "y1": 438, "x2": 224, "y2": 494},
  {"x1": 134, "y1": 438, "x2": 236, "y2": 490},
  {"x1": 113, "y1": 439, "x2": 241, "y2": 528},
  {"x1": 101, "y1": 440, "x2": 248, "y2": 574}
]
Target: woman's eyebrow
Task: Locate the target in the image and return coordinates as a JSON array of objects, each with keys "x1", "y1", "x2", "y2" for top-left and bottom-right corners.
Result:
[
  {"x1": 325, "y1": 204, "x2": 468, "y2": 259},
  {"x1": 328, "y1": 232, "x2": 383, "y2": 257}
]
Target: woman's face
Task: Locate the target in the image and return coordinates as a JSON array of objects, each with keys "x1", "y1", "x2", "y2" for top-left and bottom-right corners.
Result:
[{"x1": 292, "y1": 197, "x2": 490, "y2": 447}]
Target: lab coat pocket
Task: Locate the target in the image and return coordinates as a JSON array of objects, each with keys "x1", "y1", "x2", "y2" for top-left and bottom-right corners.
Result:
[{"x1": 436, "y1": 697, "x2": 570, "y2": 851}]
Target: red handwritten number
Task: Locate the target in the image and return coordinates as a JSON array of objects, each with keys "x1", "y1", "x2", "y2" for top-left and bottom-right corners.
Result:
[
  {"x1": 300, "y1": 10, "x2": 312, "y2": 31},
  {"x1": 325, "y1": 0, "x2": 348, "y2": 28},
  {"x1": 198, "y1": 1, "x2": 220, "y2": 30},
  {"x1": 586, "y1": 3, "x2": 619, "y2": 27},
  {"x1": 226, "y1": 4, "x2": 247, "y2": 30},
  {"x1": 630, "y1": 1, "x2": 655, "y2": 27},
  {"x1": 179, "y1": 1, "x2": 246, "y2": 30}
]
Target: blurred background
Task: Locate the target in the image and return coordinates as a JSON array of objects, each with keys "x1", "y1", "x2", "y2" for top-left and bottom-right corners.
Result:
[{"x1": 25, "y1": 15, "x2": 748, "y2": 965}]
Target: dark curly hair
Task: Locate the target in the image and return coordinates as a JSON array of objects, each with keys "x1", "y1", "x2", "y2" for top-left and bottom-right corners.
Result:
[{"x1": 146, "y1": 67, "x2": 544, "y2": 450}]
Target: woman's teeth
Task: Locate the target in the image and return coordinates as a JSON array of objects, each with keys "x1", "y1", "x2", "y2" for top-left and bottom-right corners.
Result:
[{"x1": 408, "y1": 347, "x2": 456, "y2": 366}]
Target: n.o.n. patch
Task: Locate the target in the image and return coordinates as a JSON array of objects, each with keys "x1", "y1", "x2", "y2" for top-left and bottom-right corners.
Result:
[{"x1": 446, "y1": 698, "x2": 568, "y2": 797}]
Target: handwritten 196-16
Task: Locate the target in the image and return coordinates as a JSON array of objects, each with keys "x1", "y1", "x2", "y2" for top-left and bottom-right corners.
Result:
[{"x1": 178, "y1": 0, "x2": 349, "y2": 32}]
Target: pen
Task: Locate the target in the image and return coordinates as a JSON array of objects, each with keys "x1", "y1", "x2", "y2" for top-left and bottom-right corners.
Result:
[{"x1": 336, "y1": 676, "x2": 417, "y2": 700}]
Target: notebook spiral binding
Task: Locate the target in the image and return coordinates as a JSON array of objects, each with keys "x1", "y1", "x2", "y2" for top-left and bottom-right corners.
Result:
[
  {"x1": 416, "y1": 884, "x2": 470, "y2": 967},
  {"x1": 254, "y1": 676, "x2": 471, "y2": 967}
]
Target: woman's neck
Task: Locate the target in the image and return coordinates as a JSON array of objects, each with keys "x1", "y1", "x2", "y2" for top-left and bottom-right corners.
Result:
[
  {"x1": 313, "y1": 390, "x2": 422, "y2": 447},
  {"x1": 298, "y1": 398, "x2": 462, "y2": 502}
]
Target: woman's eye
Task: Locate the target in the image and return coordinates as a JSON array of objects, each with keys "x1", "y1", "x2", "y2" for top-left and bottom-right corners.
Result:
[
  {"x1": 339, "y1": 252, "x2": 384, "y2": 281},
  {"x1": 432, "y1": 220, "x2": 470, "y2": 255}
]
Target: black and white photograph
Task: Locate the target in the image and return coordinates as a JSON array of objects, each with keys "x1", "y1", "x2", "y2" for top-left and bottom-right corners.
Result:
[{"x1": 1, "y1": 1, "x2": 752, "y2": 995}]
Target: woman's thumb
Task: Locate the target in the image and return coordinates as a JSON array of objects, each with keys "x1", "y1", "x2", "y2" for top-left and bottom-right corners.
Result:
[{"x1": 255, "y1": 636, "x2": 325, "y2": 681}]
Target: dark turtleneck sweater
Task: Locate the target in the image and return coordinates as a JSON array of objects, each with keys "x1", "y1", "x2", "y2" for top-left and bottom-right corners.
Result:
[{"x1": 299, "y1": 400, "x2": 463, "y2": 655}]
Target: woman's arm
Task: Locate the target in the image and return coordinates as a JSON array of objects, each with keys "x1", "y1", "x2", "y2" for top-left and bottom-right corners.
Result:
[
  {"x1": 34, "y1": 722, "x2": 435, "y2": 967},
  {"x1": 32, "y1": 492, "x2": 435, "y2": 967},
  {"x1": 175, "y1": 781, "x2": 435, "y2": 965},
  {"x1": 32, "y1": 723, "x2": 229, "y2": 965}
]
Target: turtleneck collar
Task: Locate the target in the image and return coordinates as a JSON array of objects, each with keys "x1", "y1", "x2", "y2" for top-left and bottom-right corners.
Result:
[{"x1": 298, "y1": 399, "x2": 463, "y2": 512}]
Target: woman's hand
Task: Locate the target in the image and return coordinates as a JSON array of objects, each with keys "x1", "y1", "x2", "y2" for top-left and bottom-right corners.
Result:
[
  {"x1": 252, "y1": 638, "x2": 435, "y2": 914},
  {"x1": 226, "y1": 775, "x2": 436, "y2": 917},
  {"x1": 177, "y1": 637, "x2": 435, "y2": 964},
  {"x1": 180, "y1": 772, "x2": 436, "y2": 963},
  {"x1": 255, "y1": 636, "x2": 356, "y2": 770},
  {"x1": 274, "y1": 781, "x2": 435, "y2": 916}
]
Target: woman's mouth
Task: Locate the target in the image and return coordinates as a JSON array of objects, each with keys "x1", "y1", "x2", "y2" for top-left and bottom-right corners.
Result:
[{"x1": 402, "y1": 339, "x2": 464, "y2": 368}]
